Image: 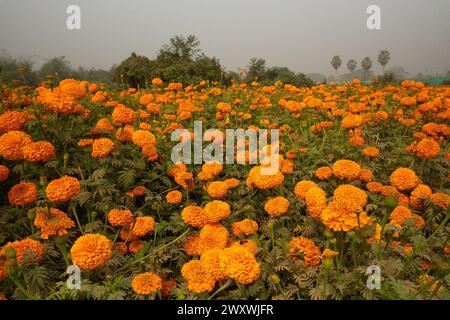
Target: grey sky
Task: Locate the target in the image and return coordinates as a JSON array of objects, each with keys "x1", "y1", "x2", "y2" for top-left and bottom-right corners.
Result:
[{"x1": 0, "y1": 0, "x2": 449, "y2": 76}]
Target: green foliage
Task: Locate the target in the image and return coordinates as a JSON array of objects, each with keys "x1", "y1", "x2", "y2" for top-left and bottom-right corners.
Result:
[
  {"x1": 39, "y1": 56, "x2": 73, "y2": 82},
  {"x1": 112, "y1": 52, "x2": 154, "y2": 88},
  {"x1": 375, "y1": 72, "x2": 397, "y2": 85},
  {"x1": 0, "y1": 55, "x2": 37, "y2": 85},
  {"x1": 245, "y1": 58, "x2": 313, "y2": 87}
]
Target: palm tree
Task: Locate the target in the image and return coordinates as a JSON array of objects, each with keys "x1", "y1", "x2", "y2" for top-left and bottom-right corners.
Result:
[
  {"x1": 377, "y1": 50, "x2": 391, "y2": 74},
  {"x1": 330, "y1": 56, "x2": 342, "y2": 80},
  {"x1": 246, "y1": 58, "x2": 266, "y2": 82},
  {"x1": 361, "y1": 57, "x2": 373, "y2": 81},
  {"x1": 347, "y1": 59, "x2": 357, "y2": 74}
]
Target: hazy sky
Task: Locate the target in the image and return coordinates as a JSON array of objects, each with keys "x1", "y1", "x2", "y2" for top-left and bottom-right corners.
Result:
[{"x1": 0, "y1": 0, "x2": 449, "y2": 76}]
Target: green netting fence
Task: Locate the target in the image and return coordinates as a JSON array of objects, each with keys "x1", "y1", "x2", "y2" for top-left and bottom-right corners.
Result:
[{"x1": 415, "y1": 77, "x2": 450, "y2": 85}]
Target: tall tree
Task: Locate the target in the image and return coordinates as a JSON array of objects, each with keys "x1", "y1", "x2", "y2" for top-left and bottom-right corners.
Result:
[
  {"x1": 246, "y1": 58, "x2": 266, "y2": 82},
  {"x1": 112, "y1": 52, "x2": 153, "y2": 88},
  {"x1": 377, "y1": 50, "x2": 391, "y2": 74},
  {"x1": 361, "y1": 57, "x2": 373, "y2": 81},
  {"x1": 347, "y1": 59, "x2": 357, "y2": 73},
  {"x1": 330, "y1": 55, "x2": 342, "y2": 80},
  {"x1": 0, "y1": 56, "x2": 37, "y2": 85},
  {"x1": 39, "y1": 56, "x2": 72, "y2": 82},
  {"x1": 157, "y1": 35, "x2": 201, "y2": 63}
]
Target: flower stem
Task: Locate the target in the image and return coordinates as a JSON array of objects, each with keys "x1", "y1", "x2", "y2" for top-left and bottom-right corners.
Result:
[{"x1": 208, "y1": 279, "x2": 232, "y2": 300}]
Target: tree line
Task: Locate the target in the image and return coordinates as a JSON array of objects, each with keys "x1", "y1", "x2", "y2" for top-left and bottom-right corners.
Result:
[
  {"x1": 330, "y1": 50, "x2": 391, "y2": 81},
  {"x1": 1, "y1": 36, "x2": 448, "y2": 87},
  {"x1": 0, "y1": 35, "x2": 313, "y2": 88}
]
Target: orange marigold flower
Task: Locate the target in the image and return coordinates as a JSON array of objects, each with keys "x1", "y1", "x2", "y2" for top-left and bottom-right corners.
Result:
[
  {"x1": 132, "y1": 272, "x2": 162, "y2": 295},
  {"x1": 0, "y1": 258, "x2": 6, "y2": 281},
  {"x1": 0, "y1": 238, "x2": 45, "y2": 264},
  {"x1": 246, "y1": 166, "x2": 284, "y2": 190},
  {"x1": 183, "y1": 234, "x2": 203, "y2": 256},
  {"x1": 315, "y1": 166, "x2": 333, "y2": 180},
  {"x1": 444, "y1": 244, "x2": 450, "y2": 255},
  {"x1": 0, "y1": 165, "x2": 9, "y2": 182},
  {"x1": 224, "y1": 178, "x2": 240, "y2": 188},
  {"x1": 0, "y1": 111, "x2": 34, "y2": 133},
  {"x1": 92, "y1": 138, "x2": 114, "y2": 158},
  {"x1": 216, "y1": 102, "x2": 232, "y2": 113},
  {"x1": 78, "y1": 138, "x2": 94, "y2": 147},
  {"x1": 366, "y1": 182, "x2": 383, "y2": 193},
  {"x1": 332, "y1": 159, "x2": 361, "y2": 180},
  {"x1": 181, "y1": 260, "x2": 216, "y2": 293},
  {"x1": 410, "y1": 184, "x2": 432, "y2": 210},
  {"x1": 128, "y1": 186, "x2": 146, "y2": 197},
  {"x1": 166, "y1": 190, "x2": 183, "y2": 205},
  {"x1": 108, "y1": 209, "x2": 134, "y2": 227},
  {"x1": 390, "y1": 168, "x2": 420, "y2": 191},
  {"x1": 139, "y1": 122, "x2": 152, "y2": 131},
  {"x1": 182, "y1": 206, "x2": 207, "y2": 228},
  {"x1": 363, "y1": 147, "x2": 380, "y2": 158},
  {"x1": 128, "y1": 240, "x2": 144, "y2": 254},
  {"x1": 280, "y1": 158, "x2": 294, "y2": 174},
  {"x1": 34, "y1": 207, "x2": 75, "y2": 239},
  {"x1": 285, "y1": 151, "x2": 297, "y2": 159},
  {"x1": 219, "y1": 246, "x2": 260, "y2": 284},
  {"x1": 94, "y1": 118, "x2": 114, "y2": 134},
  {"x1": 287, "y1": 236, "x2": 322, "y2": 269},
  {"x1": 320, "y1": 201, "x2": 372, "y2": 232},
  {"x1": 358, "y1": 168, "x2": 373, "y2": 182},
  {"x1": 46, "y1": 176, "x2": 81, "y2": 202},
  {"x1": 200, "y1": 249, "x2": 226, "y2": 281},
  {"x1": 198, "y1": 224, "x2": 229, "y2": 253},
  {"x1": 305, "y1": 187, "x2": 327, "y2": 219},
  {"x1": 161, "y1": 277, "x2": 177, "y2": 298},
  {"x1": 231, "y1": 218, "x2": 259, "y2": 236},
  {"x1": 389, "y1": 205, "x2": 425, "y2": 229},
  {"x1": 264, "y1": 196, "x2": 289, "y2": 216},
  {"x1": 8, "y1": 182, "x2": 38, "y2": 206},
  {"x1": 293, "y1": 180, "x2": 318, "y2": 200},
  {"x1": 174, "y1": 171, "x2": 194, "y2": 191},
  {"x1": 142, "y1": 143, "x2": 159, "y2": 161},
  {"x1": 374, "y1": 111, "x2": 388, "y2": 122},
  {"x1": 348, "y1": 133, "x2": 365, "y2": 147},
  {"x1": 116, "y1": 125, "x2": 135, "y2": 142},
  {"x1": 58, "y1": 79, "x2": 86, "y2": 99},
  {"x1": 0, "y1": 131, "x2": 33, "y2": 160},
  {"x1": 334, "y1": 184, "x2": 368, "y2": 209},
  {"x1": 91, "y1": 91, "x2": 108, "y2": 103},
  {"x1": 206, "y1": 181, "x2": 229, "y2": 199},
  {"x1": 197, "y1": 162, "x2": 223, "y2": 181},
  {"x1": 112, "y1": 105, "x2": 137, "y2": 124},
  {"x1": 429, "y1": 193, "x2": 450, "y2": 208},
  {"x1": 203, "y1": 200, "x2": 231, "y2": 224},
  {"x1": 132, "y1": 130, "x2": 156, "y2": 148},
  {"x1": 415, "y1": 138, "x2": 440, "y2": 158},
  {"x1": 22, "y1": 141, "x2": 56, "y2": 162},
  {"x1": 341, "y1": 114, "x2": 364, "y2": 129},
  {"x1": 131, "y1": 216, "x2": 156, "y2": 237},
  {"x1": 152, "y1": 78, "x2": 163, "y2": 86},
  {"x1": 146, "y1": 103, "x2": 160, "y2": 114},
  {"x1": 70, "y1": 234, "x2": 112, "y2": 271},
  {"x1": 397, "y1": 192, "x2": 410, "y2": 207}
]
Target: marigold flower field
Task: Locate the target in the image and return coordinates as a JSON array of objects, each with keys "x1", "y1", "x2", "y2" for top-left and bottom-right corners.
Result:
[{"x1": 0, "y1": 78, "x2": 449, "y2": 300}]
